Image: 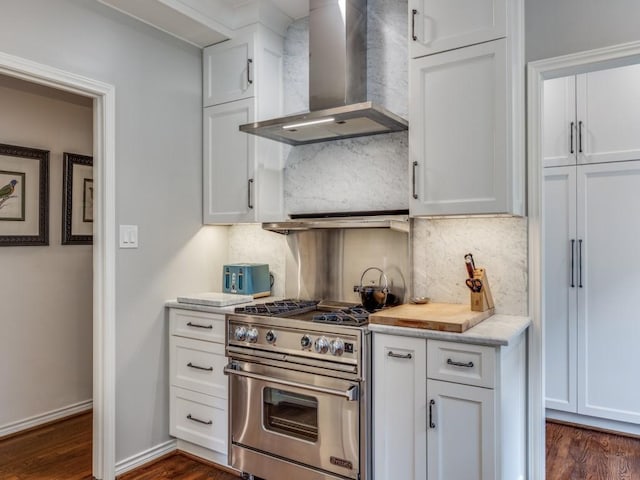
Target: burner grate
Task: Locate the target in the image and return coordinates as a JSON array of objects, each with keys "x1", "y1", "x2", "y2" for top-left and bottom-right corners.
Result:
[
  {"x1": 235, "y1": 299, "x2": 318, "y2": 316},
  {"x1": 312, "y1": 307, "x2": 370, "y2": 326}
]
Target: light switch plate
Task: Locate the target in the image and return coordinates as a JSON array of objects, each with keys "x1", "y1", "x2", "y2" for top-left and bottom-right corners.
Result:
[{"x1": 119, "y1": 225, "x2": 138, "y2": 248}]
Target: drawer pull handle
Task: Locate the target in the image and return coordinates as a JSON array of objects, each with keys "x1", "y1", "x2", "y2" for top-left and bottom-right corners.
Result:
[
  {"x1": 187, "y1": 362, "x2": 214, "y2": 372},
  {"x1": 411, "y1": 9, "x2": 418, "y2": 41},
  {"x1": 186, "y1": 321, "x2": 213, "y2": 329},
  {"x1": 247, "y1": 58, "x2": 253, "y2": 85},
  {"x1": 429, "y1": 399, "x2": 436, "y2": 428},
  {"x1": 388, "y1": 351, "x2": 412, "y2": 359},
  {"x1": 447, "y1": 358, "x2": 474, "y2": 368},
  {"x1": 187, "y1": 414, "x2": 212, "y2": 425}
]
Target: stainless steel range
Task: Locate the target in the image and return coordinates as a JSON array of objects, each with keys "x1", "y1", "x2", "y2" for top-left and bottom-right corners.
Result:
[{"x1": 224, "y1": 299, "x2": 371, "y2": 480}]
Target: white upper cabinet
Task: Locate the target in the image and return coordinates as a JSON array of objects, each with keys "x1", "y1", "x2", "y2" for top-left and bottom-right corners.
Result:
[
  {"x1": 543, "y1": 63, "x2": 640, "y2": 167},
  {"x1": 409, "y1": 0, "x2": 507, "y2": 58},
  {"x1": 203, "y1": 34, "x2": 255, "y2": 106},
  {"x1": 202, "y1": 26, "x2": 284, "y2": 224},
  {"x1": 409, "y1": 0, "x2": 524, "y2": 217},
  {"x1": 410, "y1": 39, "x2": 522, "y2": 215}
]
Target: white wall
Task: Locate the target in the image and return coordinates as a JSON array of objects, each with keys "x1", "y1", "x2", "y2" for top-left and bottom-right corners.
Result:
[
  {"x1": 0, "y1": 76, "x2": 93, "y2": 429},
  {"x1": 526, "y1": 0, "x2": 640, "y2": 61},
  {"x1": 0, "y1": 0, "x2": 228, "y2": 462}
]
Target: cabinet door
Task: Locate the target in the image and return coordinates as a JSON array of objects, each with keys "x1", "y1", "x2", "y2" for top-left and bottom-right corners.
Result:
[
  {"x1": 543, "y1": 166, "x2": 578, "y2": 412},
  {"x1": 427, "y1": 379, "x2": 495, "y2": 480},
  {"x1": 203, "y1": 34, "x2": 255, "y2": 106},
  {"x1": 576, "y1": 64, "x2": 640, "y2": 165},
  {"x1": 409, "y1": 0, "x2": 506, "y2": 58},
  {"x1": 543, "y1": 76, "x2": 577, "y2": 167},
  {"x1": 373, "y1": 334, "x2": 426, "y2": 480},
  {"x1": 577, "y1": 161, "x2": 640, "y2": 424},
  {"x1": 410, "y1": 39, "x2": 509, "y2": 215},
  {"x1": 203, "y1": 98, "x2": 256, "y2": 224}
]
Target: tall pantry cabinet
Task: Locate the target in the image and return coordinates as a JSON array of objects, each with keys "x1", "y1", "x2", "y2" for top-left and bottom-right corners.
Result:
[
  {"x1": 202, "y1": 25, "x2": 284, "y2": 224},
  {"x1": 543, "y1": 63, "x2": 640, "y2": 428},
  {"x1": 408, "y1": 0, "x2": 524, "y2": 216}
]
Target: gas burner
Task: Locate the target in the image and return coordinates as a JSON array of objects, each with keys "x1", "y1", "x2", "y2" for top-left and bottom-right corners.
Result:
[
  {"x1": 235, "y1": 299, "x2": 318, "y2": 316},
  {"x1": 312, "y1": 307, "x2": 370, "y2": 326}
]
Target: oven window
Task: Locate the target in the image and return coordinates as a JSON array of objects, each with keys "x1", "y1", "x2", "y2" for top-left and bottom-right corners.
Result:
[{"x1": 263, "y1": 387, "x2": 318, "y2": 442}]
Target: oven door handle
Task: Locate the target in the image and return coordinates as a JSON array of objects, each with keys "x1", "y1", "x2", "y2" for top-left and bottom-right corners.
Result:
[{"x1": 224, "y1": 365, "x2": 359, "y2": 401}]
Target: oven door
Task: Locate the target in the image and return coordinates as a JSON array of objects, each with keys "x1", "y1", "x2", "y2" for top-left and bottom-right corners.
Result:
[{"x1": 225, "y1": 360, "x2": 360, "y2": 479}]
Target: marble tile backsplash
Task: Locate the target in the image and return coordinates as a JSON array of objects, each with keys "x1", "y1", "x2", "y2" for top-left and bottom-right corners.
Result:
[{"x1": 412, "y1": 217, "x2": 529, "y2": 316}]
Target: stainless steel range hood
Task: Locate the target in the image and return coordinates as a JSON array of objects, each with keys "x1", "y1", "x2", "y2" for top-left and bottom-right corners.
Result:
[
  {"x1": 262, "y1": 210, "x2": 410, "y2": 234},
  {"x1": 239, "y1": 0, "x2": 408, "y2": 146}
]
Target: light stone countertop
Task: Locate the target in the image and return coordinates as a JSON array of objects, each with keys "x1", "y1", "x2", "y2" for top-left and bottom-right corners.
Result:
[
  {"x1": 367, "y1": 314, "x2": 530, "y2": 347},
  {"x1": 166, "y1": 300, "x2": 529, "y2": 347}
]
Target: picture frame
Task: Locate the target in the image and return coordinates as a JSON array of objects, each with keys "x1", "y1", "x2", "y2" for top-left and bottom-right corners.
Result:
[
  {"x1": 0, "y1": 143, "x2": 49, "y2": 246},
  {"x1": 62, "y1": 152, "x2": 93, "y2": 245}
]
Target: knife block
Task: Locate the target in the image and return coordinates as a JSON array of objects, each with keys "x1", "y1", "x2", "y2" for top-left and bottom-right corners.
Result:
[{"x1": 470, "y1": 268, "x2": 495, "y2": 313}]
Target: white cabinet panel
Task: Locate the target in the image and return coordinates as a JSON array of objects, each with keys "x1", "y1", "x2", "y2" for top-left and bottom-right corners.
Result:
[
  {"x1": 170, "y1": 309, "x2": 225, "y2": 343},
  {"x1": 203, "y1": 35, "x2": 255, "y2": 106},
  {"x1": 410, "y1": 39, "x2": 510, "y2": 215},
  {"x1": 409, "y1": 0, "x2": 506, "y2": 58},
  {"x1": 543, "y1": 166, "x2": 578, "y2": 412},
  {"x1": 427, "y1": 379, "x2": 495, "y2": 480},
  {"x1": 203, "y1": 99, "x2": 256, "y2": 224},
  {"x1": 577, "y1": 64, "x2": 640, "y2": 165},
  {"x1": 543, "y1": 76, "x2": 577, "y2": 168},
  {"x1": 576, "y1": 161, "x2": 640, "y2": 424},
  {"x1": 170, "y1": 336, "x2": 227, "y2": 399},
  {"x1": 373, "y1": 334, "x2": 427, "y2": 480},
  {"x1": 427, "y1": 340, "x2": 496, "y2": 388}
]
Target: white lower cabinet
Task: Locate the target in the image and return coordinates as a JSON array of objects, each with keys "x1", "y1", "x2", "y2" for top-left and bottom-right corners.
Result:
[
  {"x1": 373, "y1": 333, "x2": 526, "y2": 480},
  {"x1": 169, "y1": 308, "x2": 229, "y2": 464}
]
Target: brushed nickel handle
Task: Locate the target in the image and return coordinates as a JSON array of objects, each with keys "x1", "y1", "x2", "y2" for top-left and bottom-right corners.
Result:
[
  {"x1": 388, "y1": 351, "x2": 412, "y2": 359},
  {"x1": 412, "y1": 161, "x2": 418, "y2": 199},
  {"x1": 187, "y1": 362, "x2": 213, "y2": 372},
  {"x1": 247, "y1": 58, "x2": 253, "y2": 85},
  {"x1": 186, "y1": 321, "x2": 213, "y2": 329},
  {"x1": 411, "y1": 9, "x2": 418, "y2": 41},
  {"x1": 429, "y1": 399, "x2": 436, "y2": 428},
  {"x1": 248, "y1": 178, "x2": 254, "y2": 209},
  {"x1": 447, "y1": 358, "x2": 474, "y2": 368},
  {"x1": 570, "y1": 239, "x2": 575, "y2": 288},
  {"x1": 187, "y1": 414, "x2": 212, "y2": 425}
]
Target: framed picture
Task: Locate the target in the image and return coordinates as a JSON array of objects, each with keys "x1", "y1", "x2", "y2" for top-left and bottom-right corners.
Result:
[
  {"x1": 0, "y1": 143, "x2": 49, "y2": 246},
  {"x1": 62, "y1": 152, "x2": 93, "y2": 245}
]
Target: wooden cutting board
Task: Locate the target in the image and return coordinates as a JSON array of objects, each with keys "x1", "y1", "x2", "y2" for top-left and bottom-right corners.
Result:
[{"x1": 369, "y1": 303, "x2": 494, "y2": 333}]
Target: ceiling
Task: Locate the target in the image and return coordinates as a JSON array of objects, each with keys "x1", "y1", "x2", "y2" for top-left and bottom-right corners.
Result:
[{"x1": 270, "y1": 0, "x2": 309, "y2": 20}]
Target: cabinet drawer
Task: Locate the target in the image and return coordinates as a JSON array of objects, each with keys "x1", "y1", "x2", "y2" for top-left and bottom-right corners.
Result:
[
  {"x1": 427, "y1": 340, "x2": 496, "y2": 388},
  {"x1": 170, "y1": 336, "x2": 227, "y2": 399},
  {"x1": 170, "y1": 309, "x2": 225, "y2": 343},
  {"x1": 170, "y1": 386, "x2": 227, "y2": 454}
]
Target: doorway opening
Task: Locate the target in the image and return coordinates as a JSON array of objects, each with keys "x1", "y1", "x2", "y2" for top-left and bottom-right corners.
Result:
[{"x1": 0, "y1": 51, "x2": 116, "y2": 479}]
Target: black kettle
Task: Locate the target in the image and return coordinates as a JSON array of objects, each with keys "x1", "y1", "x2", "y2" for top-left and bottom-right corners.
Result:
[{"x1": 353, "y1": 267, "x2": 398, "y2": 311}]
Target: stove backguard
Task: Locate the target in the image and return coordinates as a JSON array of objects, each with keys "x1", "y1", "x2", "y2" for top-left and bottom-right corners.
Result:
[{"x1": 283, "y1": 226, "x2": 410, "y2": 305}]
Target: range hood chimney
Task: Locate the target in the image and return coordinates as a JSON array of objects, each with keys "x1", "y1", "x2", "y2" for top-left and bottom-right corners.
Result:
[{"x1": 239, "y1": 0, "x2": 408, "y2": 146}]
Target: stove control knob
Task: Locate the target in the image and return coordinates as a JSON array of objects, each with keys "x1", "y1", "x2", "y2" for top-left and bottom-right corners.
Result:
[
  {"x1": 314, "y1": 336, "x2": 329, "y2": 354},
  {"x1": 265, "y1": 330, "x2": 277, "y2": 344},
  {"x1": 330, "y1": 338, "x2": 345, "y2": 356},
  {"x1": 234, "y1": 326, "x2": 247, "y2": 342},
  {"x1": 246, "y1": 328, "x2": 259, "y2": 343},
  {"x1": 300, "y1": 335, "x2": 312, "y2": 349}
]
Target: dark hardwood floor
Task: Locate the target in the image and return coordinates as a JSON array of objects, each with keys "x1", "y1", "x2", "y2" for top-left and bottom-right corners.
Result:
[
  {"x1": 3, "y1": 412, "x2": 640, "y2": 479},
  {"x1": 546, "y1": 420, "x2": 640, "y2": 480}
]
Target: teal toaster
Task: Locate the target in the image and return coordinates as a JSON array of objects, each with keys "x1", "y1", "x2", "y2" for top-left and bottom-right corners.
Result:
[{"x1": 222, "y1": 263, "x2": 271, "y2": 298}]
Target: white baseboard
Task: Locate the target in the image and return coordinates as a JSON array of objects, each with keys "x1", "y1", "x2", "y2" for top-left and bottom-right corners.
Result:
[
  {"x1": 176, "y1": 438, "x2": 229, "y2": 467},
  {"x1": 0, "y1": 399, "x2": 93, "y2": 438},
  {"x1": 546, "y1": 409, "x2": 640, "y2": 437},
  {"x1": 115, "y1": 439, "x2": 177, "y2": 476}
]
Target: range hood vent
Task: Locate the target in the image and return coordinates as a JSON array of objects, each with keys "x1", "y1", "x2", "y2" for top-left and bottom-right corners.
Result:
[
  {"x1": 240, "y1": 0, "x2": 408, "y2": 146},
  {"x1": 262, "y1": 210, "x2": 410, "y2": 234}
]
